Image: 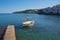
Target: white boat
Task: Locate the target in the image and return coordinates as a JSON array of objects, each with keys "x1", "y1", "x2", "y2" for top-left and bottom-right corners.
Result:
[{"x1": 23, "y1": 17, "x2": 34, "y2": 27}]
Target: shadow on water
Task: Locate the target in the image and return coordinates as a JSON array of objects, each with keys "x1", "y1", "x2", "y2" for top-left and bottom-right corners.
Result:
[
  {"x1": 15, "y1": 24, "x2": 34, "y2": 30},
  {"x1": 0, "y1": 27, "x2": 7, "y2": 40}
]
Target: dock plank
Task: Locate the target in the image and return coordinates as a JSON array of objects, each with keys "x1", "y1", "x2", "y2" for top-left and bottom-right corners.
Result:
[{"x1": 4, "y1": 25, "x2": 16, "y2": 40}]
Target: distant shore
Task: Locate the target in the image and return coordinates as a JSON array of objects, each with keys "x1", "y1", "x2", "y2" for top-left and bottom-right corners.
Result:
[
  {"x1": 13, "y1": 4, "x2": 60, "y2": 15},
  {"x1": 13, "y1": 9, "x2": 60, "y2": 15}
]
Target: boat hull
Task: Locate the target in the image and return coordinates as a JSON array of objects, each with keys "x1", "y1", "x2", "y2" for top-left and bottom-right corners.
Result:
[{"x1": 23, "y1": 21, "x2": 34, "y2": 27}]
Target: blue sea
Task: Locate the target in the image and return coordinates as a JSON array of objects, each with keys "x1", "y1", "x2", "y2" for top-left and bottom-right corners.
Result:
[{"x1": 0, "y1": 13, "x2": 60, "y2": 40}]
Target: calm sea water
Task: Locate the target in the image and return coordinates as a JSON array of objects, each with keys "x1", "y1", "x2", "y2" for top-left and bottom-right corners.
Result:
[{"x1": 0, "y1": 13, "x2": 60, "y2": 40}]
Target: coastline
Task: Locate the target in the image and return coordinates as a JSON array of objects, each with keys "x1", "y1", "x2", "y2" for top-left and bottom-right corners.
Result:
[{"x1": 13, "y1": 12, "x2": 60, "y2": 15}]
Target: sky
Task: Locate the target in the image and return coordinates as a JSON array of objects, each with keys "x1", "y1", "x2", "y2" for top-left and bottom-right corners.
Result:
[{"x1": 0, "y1": 0, "x2": 60, "y2": 13}]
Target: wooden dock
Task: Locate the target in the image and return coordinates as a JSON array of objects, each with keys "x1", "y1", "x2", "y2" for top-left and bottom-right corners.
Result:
[{"x1": 4, "y1": 25, "x2": 16, "y2": 40}]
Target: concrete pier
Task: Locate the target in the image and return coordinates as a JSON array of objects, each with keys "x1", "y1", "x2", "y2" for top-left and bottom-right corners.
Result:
[{"x1": 4, "y1": 25, "x2": 16, "y2": 40}]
